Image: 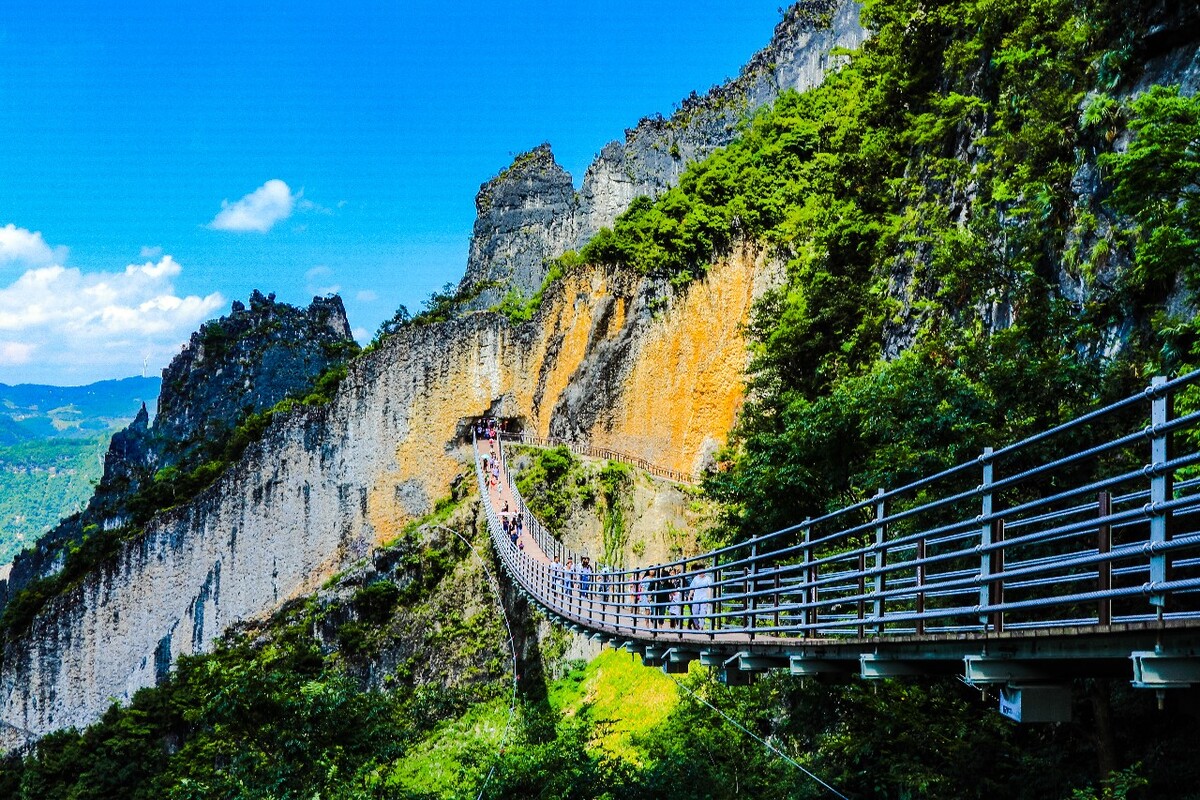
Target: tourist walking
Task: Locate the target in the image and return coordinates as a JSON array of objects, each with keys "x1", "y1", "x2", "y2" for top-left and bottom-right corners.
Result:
[{"x1": 579, "y1": 557, "x2": 594, "y2": 620}]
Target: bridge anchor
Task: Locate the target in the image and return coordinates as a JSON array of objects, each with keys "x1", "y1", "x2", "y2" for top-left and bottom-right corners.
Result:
[{"x1": 1130, "y1": 651, "x2": 1200, "y2": 690}]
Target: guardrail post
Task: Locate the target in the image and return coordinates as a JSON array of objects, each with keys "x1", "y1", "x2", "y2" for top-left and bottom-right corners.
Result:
[
  {"x1": 874, "y1": 488, "x2": 887, "y2": 634},
  {"x1": 916, "y1": 535, "x2": 926, "y2": 636},
  {"x1": 1148, "y1": 376, "x2": 1173, "y2": 610},
  {"x1": 802, "y1": 520, "x2": 817, "y2": 634},
  {"x1": 1098, "y1": 490, "x2": 1112, "y2": 626},
  {"x1": 747, "y1": 539, "x2": 759, "y2": 641},
  {"x1": 979, "y1": 446, "x2": 995, "y2": 628}
]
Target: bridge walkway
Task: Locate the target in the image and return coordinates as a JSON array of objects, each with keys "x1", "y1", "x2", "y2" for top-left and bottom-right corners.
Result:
[{"x1": 473, "y1": 373, "x2": 1200, "y2": 720}]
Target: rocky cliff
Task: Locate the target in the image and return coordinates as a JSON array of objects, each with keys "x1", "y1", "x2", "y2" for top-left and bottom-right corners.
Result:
[
  {"x1": 0, "y1": 242, "x2": 779, "y2": 750},
  {"x1": 458, "y1": 0, "x2": 866, "y2": 310},
  {"x1": 0, "y1": 292, "x2": 355, "y2": 617}
]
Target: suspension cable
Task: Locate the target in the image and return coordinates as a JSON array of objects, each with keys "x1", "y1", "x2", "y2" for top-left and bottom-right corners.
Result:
[
  {"x1": 434, "y1": 524, "x2": 520, "y2": 800},
  {"x1": 665, "y1": 672, "x2": 851, "y2": 800}
]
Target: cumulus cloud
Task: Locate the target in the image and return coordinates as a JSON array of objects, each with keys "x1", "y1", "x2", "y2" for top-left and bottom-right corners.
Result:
[
  {"x1": 0, "y1": 224, "x2": 67, "y2": 267},
  {"x1": 0, "y1": 225, "x2": 225, "y2": 384},
  {"x1": 0, "y1": 342, "x2": 33, "y2": 366},
  {"x1": 209, "y1": 179, "x2": 297, "y2": 233},
  {"x1": 305, "y1": 265, "x2": 340, "y2": 296}
]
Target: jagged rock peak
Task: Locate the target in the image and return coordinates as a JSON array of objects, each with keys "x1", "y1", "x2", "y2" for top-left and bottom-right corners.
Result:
[
  {"x1": 460, "y1": 145, "x2": 578, "y2": 310},
  {"x1": 454, "y1": 1, "x2": 866, "y2": 308},
  {"x1": 155, "y1": 292, "x2": 354, "y2": 449},
  {"x1": 474, "y1": 143, "x2": 572, "y2": 215}
]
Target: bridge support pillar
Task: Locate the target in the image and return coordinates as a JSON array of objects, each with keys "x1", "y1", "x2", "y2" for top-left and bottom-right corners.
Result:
[
  {"x1": 859, "y1": 654, "x2": 931, "y2": 679},
  {"x1": 790, "y1": 656, "x2": 853, "y2": 677},
  {"x1": 661, "y1": 648, "x2": 700, "y2": 675}
]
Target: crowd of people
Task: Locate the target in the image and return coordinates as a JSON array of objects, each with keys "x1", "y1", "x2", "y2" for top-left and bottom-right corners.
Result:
[
  {"x1": 478, "y1": 413, "x2": 722, "y2": 634},
  {"x1": 547, "y1": 556, "x2": 718, "y2": 632}
]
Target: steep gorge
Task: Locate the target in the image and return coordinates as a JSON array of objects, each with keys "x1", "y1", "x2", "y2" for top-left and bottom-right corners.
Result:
[
  {"x1": 0, "y1": 241, "x2": 778, "y2": 749},
  {"x1": 6, "y1": 3, "x2": 1200, "y2": 796}
]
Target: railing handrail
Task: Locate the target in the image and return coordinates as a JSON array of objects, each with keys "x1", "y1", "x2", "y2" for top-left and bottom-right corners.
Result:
[
  {"x1": 496, "y1": 431, "x2": 696, "y2": 485},
  {"x1": 473, "y1": 371, "x2": 1200, "y2": 651}
]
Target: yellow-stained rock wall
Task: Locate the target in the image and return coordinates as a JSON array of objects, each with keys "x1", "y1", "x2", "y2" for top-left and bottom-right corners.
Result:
[{"x1": 0, "y1": 245, "x2": 779, "y2": 750}]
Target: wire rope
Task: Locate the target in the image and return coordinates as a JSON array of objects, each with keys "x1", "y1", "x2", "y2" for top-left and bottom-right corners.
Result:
[
  {"x1": 665, "y1": 671, "x2": 851, "y2": 800},
  {"x1": 435, "y1": 524, "x2": 521, "y2": 800}
]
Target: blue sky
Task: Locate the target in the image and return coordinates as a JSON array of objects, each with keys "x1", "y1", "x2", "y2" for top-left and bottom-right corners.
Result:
[{"x1": 0, "y1": 1, "x2": 782, "y2": 385}]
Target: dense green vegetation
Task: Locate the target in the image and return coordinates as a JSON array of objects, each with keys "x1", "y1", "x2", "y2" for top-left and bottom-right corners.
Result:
[
  {"x1": 513, "y1": 445, "x2": 588, "y2": 535},
  {"x1": 6, "y1": 1, "x2": 1200, "y2": 797},
  {"x1": 0, "y1": 436, "x2": 108, "y2": 566},
  {"x1": 7, "y1": 608, "x2": 1194, "y2": 800}
]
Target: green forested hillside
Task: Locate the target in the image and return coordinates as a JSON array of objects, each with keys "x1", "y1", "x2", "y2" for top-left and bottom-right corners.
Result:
[
  {"x1": 0, "y1": 377, "x2": 158, "y2": 565},
  {"x1": 4, "y1": 0, "x2": 1200, "y2": 798},
  {"x1": 578, "y1": 0, "x2": 1200, "y2": 539},
  {"x1": 0, "y1": 437, "x2": 108, "y2": 566}
]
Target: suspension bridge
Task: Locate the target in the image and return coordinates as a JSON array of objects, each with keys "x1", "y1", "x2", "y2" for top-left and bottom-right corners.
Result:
[{"x1": 473, "y1": 373, "x2": 1200, "y2": 722}]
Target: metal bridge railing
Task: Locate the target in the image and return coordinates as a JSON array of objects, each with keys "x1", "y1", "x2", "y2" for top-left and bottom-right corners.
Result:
[{"x1": 476, "y1": 371, "x2": 1200, "y2": 644}]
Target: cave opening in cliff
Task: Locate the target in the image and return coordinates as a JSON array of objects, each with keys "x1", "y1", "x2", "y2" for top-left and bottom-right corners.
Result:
[{"x1": 454, "y1": 415, "x2": 527, "y2": 448}]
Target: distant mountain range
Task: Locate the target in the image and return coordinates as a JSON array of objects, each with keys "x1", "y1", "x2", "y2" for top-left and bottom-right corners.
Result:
[
  {"x1": 0, "y1": 376, "x2": 160, "y2": 566},
  {"x1": 0, "y1": 376, "x2": 160, "y2": 445}
]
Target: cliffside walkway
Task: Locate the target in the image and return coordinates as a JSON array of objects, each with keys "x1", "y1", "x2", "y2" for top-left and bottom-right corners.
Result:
[
  {"x1": 475, "y1": 372, "x2": 1200, "y2": 720},
  {"x1": 496, "y1": 432, "x2": 696, "y2": 484}
]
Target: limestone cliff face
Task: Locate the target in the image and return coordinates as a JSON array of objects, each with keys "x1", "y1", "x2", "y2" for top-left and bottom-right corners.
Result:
[
  {"x1": 459, "y1": 0, "x2": 866, "y2": 309},
  {"x1": 464, "y1": 145, "x2": 578, "y2": 311},
  {"x1": 0, "y1": 244, "x2": 780, "y2": 751}
]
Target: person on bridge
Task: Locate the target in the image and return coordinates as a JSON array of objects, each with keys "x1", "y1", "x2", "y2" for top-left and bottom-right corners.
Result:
[
  {"x1": 652, "y1": 568, "x2": 671, "y2": 630},
  {"x1": 551, "y1": 555, "x2": 564, "y2": 599},
  {"x1": 579, "y1": 557, "x2": 594, "y2": 619},
  {"x1": 689, "y1": 563, "x2": 715, "y2": 631},
  {"x1": 565, "y1": 558, "x2": 577, "y2": 613},
  {"x1": 667, "y1": 567, "x2": 684, "y2": 629},
  {"x1": 637, "y1": 570, "x2": 653, "y2": 630}
]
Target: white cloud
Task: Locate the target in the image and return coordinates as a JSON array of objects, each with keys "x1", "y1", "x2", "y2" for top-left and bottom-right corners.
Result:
[
  {"x1": 0, "y1": 342, "x2": 33, "y2": 366},
  {"x1": 356, "y1": 289, "x2": 378, "y2": 303},
  {"x1": 209, "y1": 179, "x2": 297, "y2": 233},
  {"x1": 0, "y1": 223, "x2": 67, "y2": 267},
  {"x1": 305, "y1": 265, "x2": 340, "y2": 297},
  {"x1": 0, "y1": 227, "x2": 225, "y2": 383}
]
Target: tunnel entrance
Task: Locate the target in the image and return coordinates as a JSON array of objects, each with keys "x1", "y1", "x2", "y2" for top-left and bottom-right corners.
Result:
[{"x1": 452, "y1": 415, "x2": 526, "y2": 448}]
